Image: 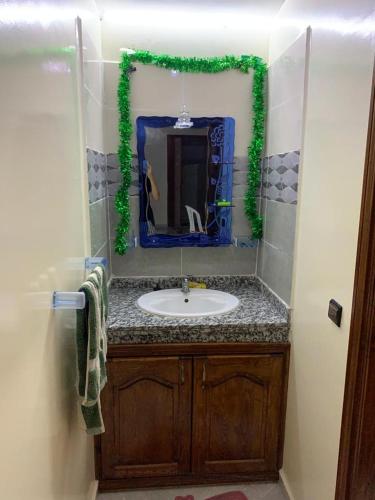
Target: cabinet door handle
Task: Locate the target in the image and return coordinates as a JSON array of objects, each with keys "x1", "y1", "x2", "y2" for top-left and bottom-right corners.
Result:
[
  {"x1": 202, "y1": 361, "x2": 206, "y2": 390},
  {"x1": 180, "y1": 363, "x2": 185, "y2": 385}
]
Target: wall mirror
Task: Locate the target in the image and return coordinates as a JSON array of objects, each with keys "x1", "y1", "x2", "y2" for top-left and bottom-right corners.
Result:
[{"x1": 137, "y1": 116, "x2": 235, "y2": 248}]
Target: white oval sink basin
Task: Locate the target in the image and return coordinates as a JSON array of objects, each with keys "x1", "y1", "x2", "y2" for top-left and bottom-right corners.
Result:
[{"x1": 137, "y1": 288, "x2": 239, "y2": 318}]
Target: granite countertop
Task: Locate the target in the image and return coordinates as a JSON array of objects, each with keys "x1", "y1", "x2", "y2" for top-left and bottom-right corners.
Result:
[{"x1": 107, "y1": 276, "x2": 290, "y2": 344}]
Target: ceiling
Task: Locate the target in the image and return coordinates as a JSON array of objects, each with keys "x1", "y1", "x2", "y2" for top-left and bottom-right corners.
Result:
[{"x1": 95, "y1": 0, "x2": 285, "y2": 18}]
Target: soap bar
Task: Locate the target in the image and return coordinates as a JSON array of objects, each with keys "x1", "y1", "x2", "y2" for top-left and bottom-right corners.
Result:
[{"x1": 188, "y1": 281, "x2": 207, "y2": 289}]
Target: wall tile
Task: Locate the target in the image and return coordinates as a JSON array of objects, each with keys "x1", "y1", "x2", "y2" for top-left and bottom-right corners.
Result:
[
  {"x1": 94, "y1": 242, "x2": 110, "y2": 272},
  {"x1": 85, "y1": 95, "x2": 104, "y2": 153},
  {"x1": 268, "y1": 32, "x2": 307, "y2": 111},
  {"x1": 111, "y1": 244, "x2": 256, "y2": 278},
  {"x1": 90, "y1": 197, "x2": 108, "y2": 256},
  {"x1": 232, "y1": 197, "x2": 261, "y2": 239},
  {"x1": 103, "y1": 105, "x2": 120, "y2": 154},
  {"x1": 106, "y1": 151, "x2": 121, "y2": 198},
  {"x1": 107, "y1": 179, "x2": 119, "y2": 197},
  {"x1": 259, "y1": 149, "x2": 299, "y2": 304},
  {"x1": 260, "y1": 156, "x2": 269, "y2": 199},
  {"x1": 112, "y1": 247, "x2": 181, "y2": 277},
  {"x1": 108, "y1": 194, "x2": 139, "y2": 240},
  {"x1": 181, "y1": 246, "x2": 256, "y2": 276},
  {"x1": 102, "y1": 61, "x2": 119, "y2": 108},
  {"x1": 259, "y1": 195, "x2": 267, "y2": 218},
  {"x1": 106, "y1": 153, "x2": 139, "y2": 197},
  {"x1": 106, "y1": 153, "x2": 121, "y2": 180},
  {"x1": 87, "y1": 148, "x2": 107, "y2": 203},
  {"x1": 232, "y1": 171, "x2": 247, "y2": 198},
  {"x1": 233, "y1": 156, "x2": 248, "y2": 171},
  {"x1": 264, "y1": 200, "x2": 297, "y2": 255},
  {"x1": 232, "y1": 197, "x2": 251, "y2": 237},
  {"x1": 257, "y1": 241, "x2": 293, "y2": 304},
  {"x1": 232, "y1": 155, "x2": 248, "y2": 197},
  {"x1": 262, "y1": 150, "x2": 299, "y2": 204},
  {"x1": 267, "y1": 94, "x2": 304, "y2": 157},
  {"x1": 107, "y1": 195, "x2": 118, "y2": 240},
  {"x1": 83, "y1": 55, "x2": 103, "y2": 108}
]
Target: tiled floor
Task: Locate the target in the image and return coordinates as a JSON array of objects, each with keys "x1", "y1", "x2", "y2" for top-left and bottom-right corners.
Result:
[{"x1": 97, "y1": 482, "x2": 288, "y2": 500}]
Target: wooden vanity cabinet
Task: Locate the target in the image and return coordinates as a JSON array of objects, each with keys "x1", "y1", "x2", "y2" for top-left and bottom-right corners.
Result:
[
  {"x1": 96, "y1": 343, "x2": 290, "y2": 491},
  {"x1": 192, "y1": 355, "x2": 284, "y2": 476},
  {"x1": 99, "y1": 356, "x2": 192, "y2": 480}
]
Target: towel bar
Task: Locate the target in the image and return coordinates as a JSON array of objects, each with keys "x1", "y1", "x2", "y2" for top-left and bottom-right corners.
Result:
[
  {"x1": 85, "y1": 257, "x2": 108, "y2": 270},
  {"x1": 53, "y1": 258, "x2": 107, "y2": 309},
  {"x1": 52, "y1": 291, "x2": 86, "y2": 310}
]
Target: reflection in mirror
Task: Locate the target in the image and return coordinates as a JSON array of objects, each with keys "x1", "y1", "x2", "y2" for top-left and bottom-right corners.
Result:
[
  {"x1": 147, "y1": 128, "x2": 208, "y2": 235},
  {"x1": 137, "y1": 116, "x2": 235, "y2": 248}
]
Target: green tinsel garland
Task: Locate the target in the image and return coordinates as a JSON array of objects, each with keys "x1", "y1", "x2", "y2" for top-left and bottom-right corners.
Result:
[{"x1": 116, "y1": 50, "x2": 267, "y2": 255}]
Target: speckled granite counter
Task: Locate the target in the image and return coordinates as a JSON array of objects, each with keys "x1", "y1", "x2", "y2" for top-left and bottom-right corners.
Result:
[{"x1": 107, "y1": 276, "x2": 290, "y2": 344}]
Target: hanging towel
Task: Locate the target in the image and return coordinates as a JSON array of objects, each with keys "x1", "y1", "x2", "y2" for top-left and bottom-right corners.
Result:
[
  {"x1": 76, "y1": 267, "x2": 108, "y2": 435},
  {"x1": 90, "y1": 264, "x2": 108, "y2": 320},
  {"x1": 87, "y1": 265, "x2": 108, "y2": 368}
]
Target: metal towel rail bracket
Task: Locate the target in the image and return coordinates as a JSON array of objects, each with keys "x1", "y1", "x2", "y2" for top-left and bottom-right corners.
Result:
[
  {"x1": 52, "y1": 256, "x2": 107, "y2": 309},
  {"x1": 52, "y1": 291, "x2": 86, "y2": 310}
]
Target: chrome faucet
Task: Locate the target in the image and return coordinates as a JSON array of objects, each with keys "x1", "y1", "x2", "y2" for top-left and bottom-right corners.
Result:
[{"x1": 181, "y1": 277, "x2": 190, "y2": 295}]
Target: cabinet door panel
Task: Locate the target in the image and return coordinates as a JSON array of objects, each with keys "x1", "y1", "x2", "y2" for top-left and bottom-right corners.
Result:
[
  {"x1": 101, "y1": 357, "x2": 192, "y2": 479},
  {"x1": 192, "y1": 355, "x2": 284, "y2": 475}
]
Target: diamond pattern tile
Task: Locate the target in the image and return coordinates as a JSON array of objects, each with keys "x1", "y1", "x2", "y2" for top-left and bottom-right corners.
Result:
[
  {"x1": 276, "y1": 165, "x2": 287, "y2": 174},
  {"x1": 87, "y1": 148, "x2": 107, "y2": 204},
  {"x1": 262, "y1": 150, "x2": 300, "y2": 204},
  {"x1": 283, "y1": 168, "x2": 298, "y2": 187}
]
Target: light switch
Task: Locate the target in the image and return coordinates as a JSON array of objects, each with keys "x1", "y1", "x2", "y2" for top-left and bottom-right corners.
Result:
[{"x1": 328, "y1": 299, "x2": 342, "y2": 327}]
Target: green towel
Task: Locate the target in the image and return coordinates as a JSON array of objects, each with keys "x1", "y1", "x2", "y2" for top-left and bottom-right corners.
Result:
[
  {"x1": 87, "y1": 265, "x2": 108, "y2": 371},
  {"x1": 76, "y1": 266, "x2": 108, "y2": 435},
  {"x1": 89, "y1": 264, "x2": 108, "y2": 320}
]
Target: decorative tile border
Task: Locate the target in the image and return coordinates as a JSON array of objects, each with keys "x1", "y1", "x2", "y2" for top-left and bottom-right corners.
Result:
[
  {"x1": 262, "y1": 150, "x2": 300, "y2": 204},
  {"x1": 87, "y1": 148, "x2": 107, "y2": 204}
]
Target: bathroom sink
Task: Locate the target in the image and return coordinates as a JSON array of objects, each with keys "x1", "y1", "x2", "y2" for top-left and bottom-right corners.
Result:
[{"x1": 137, "y1": 288, "x2": 239, "y2": 318}]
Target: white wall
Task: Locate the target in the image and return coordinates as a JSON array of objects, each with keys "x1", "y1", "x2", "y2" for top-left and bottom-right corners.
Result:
[
  {"x1": 99, "y1": 0, "x2": 276, "y2": 62},
  {"x1": 269, "y1": 2, "x2": 375, "y2": 499},
  {"x1": 0, "y1": 2, "x2": 99, "y2": 499}
]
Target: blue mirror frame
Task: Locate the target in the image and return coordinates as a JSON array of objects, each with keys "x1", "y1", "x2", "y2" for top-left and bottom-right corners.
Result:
[{"x1": 137, "y1": 116, "x2": 235, "y2": 248}]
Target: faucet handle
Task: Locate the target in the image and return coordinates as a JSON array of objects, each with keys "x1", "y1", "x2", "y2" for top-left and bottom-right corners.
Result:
[{"x1": 181, "y1": 276, "x2": 190, "y2": 294}]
